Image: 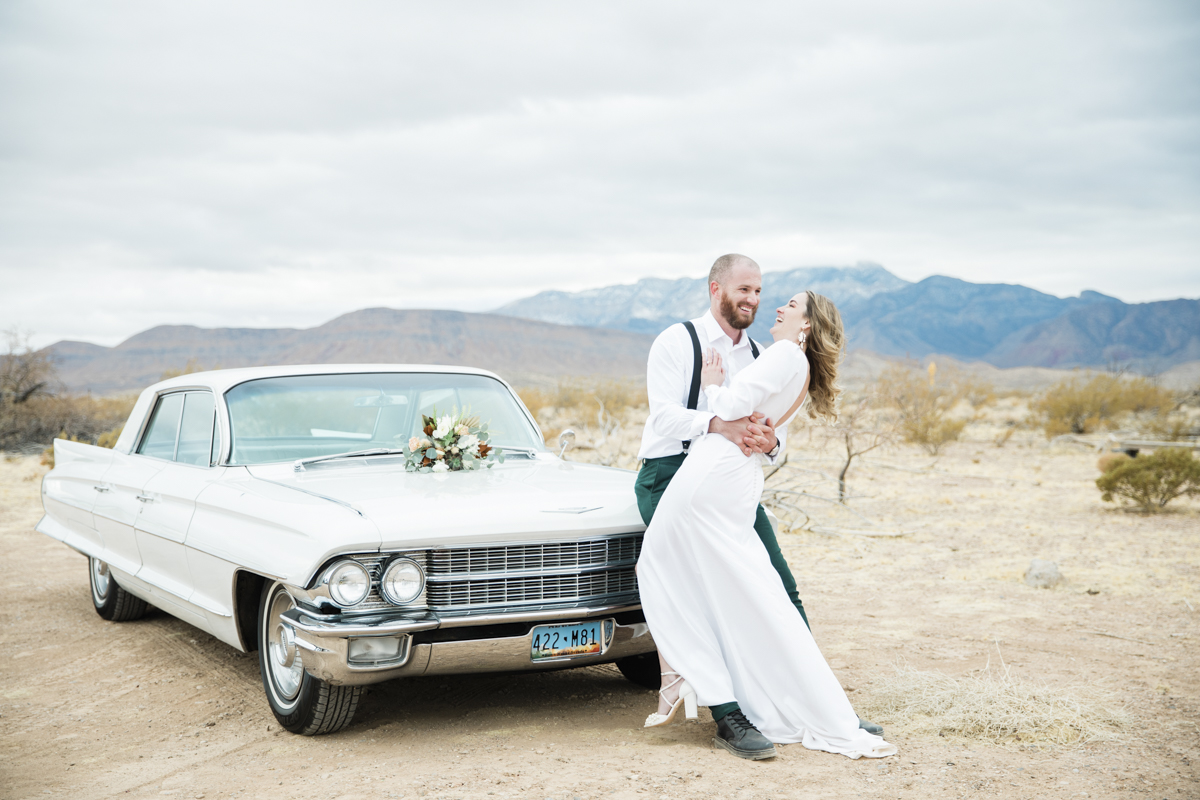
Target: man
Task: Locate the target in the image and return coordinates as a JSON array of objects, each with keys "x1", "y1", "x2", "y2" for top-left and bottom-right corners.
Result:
[{"x1": 635, "y1": 253, "x2": 881, "y2": 759}]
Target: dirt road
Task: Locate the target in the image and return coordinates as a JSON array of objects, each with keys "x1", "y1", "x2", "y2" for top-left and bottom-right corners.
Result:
[{"x1": 2, "y1": 438, "x2": 1197, "y2": 799}]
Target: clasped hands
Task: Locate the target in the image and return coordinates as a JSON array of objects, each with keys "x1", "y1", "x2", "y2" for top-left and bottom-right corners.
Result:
[{"x1": 709, "y1": 413, "x2": 776, "y2": 457}]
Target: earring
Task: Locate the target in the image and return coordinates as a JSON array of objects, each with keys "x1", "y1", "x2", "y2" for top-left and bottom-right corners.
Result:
[{"x1": 797, "y1": 331, "x2": 807, "y2": 346}]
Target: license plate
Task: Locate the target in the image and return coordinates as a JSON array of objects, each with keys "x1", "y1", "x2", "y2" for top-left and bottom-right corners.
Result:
[{"x1": 530, "y1": 621, "x2": 604, "y2": 661}]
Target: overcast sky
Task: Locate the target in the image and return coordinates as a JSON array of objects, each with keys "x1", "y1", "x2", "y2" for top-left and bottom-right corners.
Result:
[{"x1": 2, "y1": 1, "x2": 1197, "y2": 348}]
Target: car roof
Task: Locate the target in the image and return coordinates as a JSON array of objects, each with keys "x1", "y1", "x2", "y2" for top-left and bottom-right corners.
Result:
[
  {"x1": 112, "y1": 364, "x2": 515, "y2": 456},
  {"x1": 147, "y1": 363, "x2": 503, "y2": 395}
]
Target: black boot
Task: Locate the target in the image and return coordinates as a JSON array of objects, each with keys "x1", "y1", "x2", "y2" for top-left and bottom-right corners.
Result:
[
  {"x1": 713, "y1": 710, "x2": 776, "y2": 760},
  {"x1": 858, "y1": 716, "x2": 884, "y2": 736}
]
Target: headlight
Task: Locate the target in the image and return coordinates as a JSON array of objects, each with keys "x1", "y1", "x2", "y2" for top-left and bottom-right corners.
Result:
[
  {"x1": 325, "y1": 560, "x2": 371, "y2": 607},
  {"x1": 380, "y1": 558, "x2": 425, "y2": 605}
]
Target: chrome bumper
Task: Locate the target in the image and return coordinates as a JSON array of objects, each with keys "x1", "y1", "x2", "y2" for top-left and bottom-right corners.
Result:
[{"x1": 280, "y1": 603, "x2": 656, "y2": 687}]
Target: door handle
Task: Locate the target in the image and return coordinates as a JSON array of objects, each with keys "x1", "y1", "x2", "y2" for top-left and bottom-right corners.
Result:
[
  {"x1": 93, "y1": 485, "x2": 111, "y2": 493},
  {"x1": 135, "y1": 494, "x2": 154, "y2": 503}
]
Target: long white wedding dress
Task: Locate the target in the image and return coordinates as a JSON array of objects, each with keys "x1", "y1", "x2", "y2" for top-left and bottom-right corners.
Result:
[{"x1": 637, "y1": 339, "x2": 896, "y2": 758}]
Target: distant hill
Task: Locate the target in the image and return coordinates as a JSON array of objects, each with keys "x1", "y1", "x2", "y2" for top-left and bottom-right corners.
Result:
[
  {"x1": 46, "y1": 309, "x2": 655, "y2": 395},
  {"x1": 41, "y1": 269, "x2": 1200, "y2": 396},
  {"x1": 497, "y1": 266, "x2": 1200, "y2": 371}
]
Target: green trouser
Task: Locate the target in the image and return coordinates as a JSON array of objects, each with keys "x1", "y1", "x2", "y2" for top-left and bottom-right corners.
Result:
[{"x1": 634, "y1": 453, "x2": 810, "y2": 723}]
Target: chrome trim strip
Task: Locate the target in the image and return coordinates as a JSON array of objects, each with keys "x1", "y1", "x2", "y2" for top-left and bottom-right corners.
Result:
[
  {"x1": 282, "y1": 607, "x2": 440, "y2": 637},
  {"x1": 250, "y1": 475, "x2": 366, "y2": 518},
  {"x1": 436, "y1": 602, "x2": 642, "y2": 628},
  {"x1": 425, "y1": 531, "x2": 643, "y2": 560},
  {"x1": 424, "y1": 559, "x2": 638, "y2": 582}
]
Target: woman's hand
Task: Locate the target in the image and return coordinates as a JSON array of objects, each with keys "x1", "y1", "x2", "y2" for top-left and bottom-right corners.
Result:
[{"x1": 701, "y1": 348, "x2": 725, "y2": 388}]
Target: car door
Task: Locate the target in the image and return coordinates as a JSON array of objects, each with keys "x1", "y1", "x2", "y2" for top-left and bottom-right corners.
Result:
[
  {"x1": 91, "y1": 393, "x2": 181, "y2": 580},
  {"x1": 134, "y1": 390, "x2": 221, "y2": 626}
]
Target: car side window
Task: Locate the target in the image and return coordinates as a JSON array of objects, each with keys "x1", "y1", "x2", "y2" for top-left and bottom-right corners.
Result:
[
  {"x1": 177, "y1": 392, "x2": 216, "y2": 466},
  {"x1": 137, "y1": 393, "x2": 185, "y2": 460}
]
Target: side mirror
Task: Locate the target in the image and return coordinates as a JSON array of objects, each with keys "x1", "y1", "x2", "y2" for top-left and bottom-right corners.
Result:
[{"x1": 557, "y1": 429, "x2": 576, "y2": 459}]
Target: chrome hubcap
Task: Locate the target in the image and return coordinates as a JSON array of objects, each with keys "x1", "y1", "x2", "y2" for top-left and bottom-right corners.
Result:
[
  {"x1": 91, "y1": 558, "x2": 111, "y2": 601},
  {"x1": 273, "y1": 623, "x2": 297, "y2": 668},
  {"x1": 266, "y1": 587, "x2": 303, "y2": 700}
]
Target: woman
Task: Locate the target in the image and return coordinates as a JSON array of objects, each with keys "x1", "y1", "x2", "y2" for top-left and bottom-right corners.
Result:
[{"x1": 636, "y1": 291, "x2": 896, "y2": 760}]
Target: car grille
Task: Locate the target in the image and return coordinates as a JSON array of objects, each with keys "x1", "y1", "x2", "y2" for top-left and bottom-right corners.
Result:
[
  {"x1": 428, "y1": 536, "x2": 642, "y2": 576},
  {"x1": 426, "y1": 567, "x2": 639, "y2": 609},
  {"x1": 426, "y1": 534, "x2": 643, "y2": 611},
  {"x1": 345, "y1": 534, "x2": 643, "y2": 614}
]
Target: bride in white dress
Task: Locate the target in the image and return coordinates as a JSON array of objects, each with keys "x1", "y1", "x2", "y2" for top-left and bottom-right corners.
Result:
[{"x1": 637, "y1": 291, "x2": 896, "y2": 760}]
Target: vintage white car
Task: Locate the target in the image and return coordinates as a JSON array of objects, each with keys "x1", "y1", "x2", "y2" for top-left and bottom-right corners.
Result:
[{"x1": 38, "y1": 365, "x2": 659, "y2": 734}]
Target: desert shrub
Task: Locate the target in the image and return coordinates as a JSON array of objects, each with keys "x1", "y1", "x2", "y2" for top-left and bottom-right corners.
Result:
[
  {"x1": 96, "y1": 425, "x2": 124, "y2": 449},
  {"x1": 1096, "y1": 452, "x2": 1130, "y2": 474},
  {"x1": 1, "y1": 393, "x2": 136, "y2": 452},
  {"x1": 514, "y1": 379, "x2": 646, "y2": 445},
  {"x1": 1095, "y1": 448, "x2": 1200, "y2": 512},
  {"x1": 0, "y1": 328, "x2": 56, "y2": 404},
  {"x1": 1033, "y1": 374, "x2": 1176, "y2": 437},
  {"x1": 515, "y1": 387, "x2": 552, "y2": 421},
  {"x1": 862, "y1": 662, "x2": 1128, "y2": 745},
  {"x1": 875, "y1": 363, "x2": 975, "y2": 454}
]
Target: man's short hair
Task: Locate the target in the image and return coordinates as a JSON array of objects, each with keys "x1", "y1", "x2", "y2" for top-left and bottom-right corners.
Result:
[{"x1": 709, "y1": 254, "x2": 759, "y2": 287}]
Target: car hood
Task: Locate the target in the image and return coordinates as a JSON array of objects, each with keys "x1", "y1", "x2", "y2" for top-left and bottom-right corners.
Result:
[{"x1": 246, "y1": 455, "x2": 645, "y2": 549}]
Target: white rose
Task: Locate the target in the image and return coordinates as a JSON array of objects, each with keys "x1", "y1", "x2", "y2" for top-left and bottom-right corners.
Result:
[
  {"x1": 432, "y1": 461, "x2": 449, "y2": 473},
  {"x1": 432, "y1": 415, "x2": 454, "y2": 439},
  {"x1": 458, "y1": 434, "x2": 479, "y2": 453}
]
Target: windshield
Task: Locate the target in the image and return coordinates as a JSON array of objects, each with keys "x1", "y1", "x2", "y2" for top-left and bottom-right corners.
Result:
[{"x1": 224, "y1": 372, "x2": 542, "y2": 466}]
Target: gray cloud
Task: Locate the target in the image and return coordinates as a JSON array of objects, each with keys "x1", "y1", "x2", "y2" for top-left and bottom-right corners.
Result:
[{"x1": 1, "y1": 0, "x2": 1197, "y2": 347}]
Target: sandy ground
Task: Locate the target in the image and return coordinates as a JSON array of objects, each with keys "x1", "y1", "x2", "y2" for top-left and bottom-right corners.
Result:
[{"x1": 2, "y1": 427, "x2": 1198, "y2": 800}]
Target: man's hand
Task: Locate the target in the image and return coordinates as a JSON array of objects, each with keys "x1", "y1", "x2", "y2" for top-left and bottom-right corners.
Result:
[
  {"x1": 708, "y1": 416, "x2": 755, "y2": 456},
  {"x1": 744, "y1": 414, "x2": 777, "y2": 456}
]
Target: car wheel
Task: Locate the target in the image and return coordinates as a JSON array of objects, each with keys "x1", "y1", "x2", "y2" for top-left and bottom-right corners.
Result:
[
  {"x1": 615, "y1": 650, "x2": 661, "y2": 690},
  {"x1": 89, "y1": 556, "x2": 149, "y2": 621},
  {"x1": 257, "y1": 580, "x2": 363, "y2": 735}
]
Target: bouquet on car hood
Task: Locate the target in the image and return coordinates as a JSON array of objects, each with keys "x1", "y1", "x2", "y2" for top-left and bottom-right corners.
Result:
[{"x1": 404, "y1": 411, "x2": 503, "y2": 473}]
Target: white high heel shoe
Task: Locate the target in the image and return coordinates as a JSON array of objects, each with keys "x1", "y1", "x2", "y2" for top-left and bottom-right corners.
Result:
[{"x1": 644, "y1": 671, "x2": 698, "y2": 728}]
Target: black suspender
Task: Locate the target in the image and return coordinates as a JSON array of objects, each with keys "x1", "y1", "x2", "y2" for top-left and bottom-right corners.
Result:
[
  {"x1": 681, "y1": 321, "x2": 703, "y2": 452},
  {"x1": 680, "y1": 321, "x2": 759, "y2": 453}
]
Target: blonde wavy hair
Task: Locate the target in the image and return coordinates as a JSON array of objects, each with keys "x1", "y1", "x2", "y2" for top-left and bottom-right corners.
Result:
[{"x1": 802, "y1": 291, "x2": 845, "y2": 420}]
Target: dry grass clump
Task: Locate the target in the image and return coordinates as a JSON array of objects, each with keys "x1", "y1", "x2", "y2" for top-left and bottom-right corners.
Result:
[
  {"x1": 3, "y1": 393, "x2": 134, "y2": 453},
  {"x1": 875, "y1": 362, "x2": 992, "y2": 454},
  {"x1": 862, "y1": 661, "x2": 1129, "y2": 746},
  {"x1": 1033, "y1": 374, "x2": 1184, "y2": 438},
  {"x1": 516, "y1": 378, "x2": 647, "y2": 468},
  {"x1": 517, "y1": 379, "x2": 646, "y2": 437}
]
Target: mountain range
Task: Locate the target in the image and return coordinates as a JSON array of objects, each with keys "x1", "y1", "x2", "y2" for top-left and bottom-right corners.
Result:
[
  {"x1": 498, "y1": 265, "x2": 1200, "y2": 371},
  {"x1": 39, "y1": 265, "x2": 1199, "y2": 395},
  {"x1": 46, "y1": 309, "x2": 653, "y2": 395}
]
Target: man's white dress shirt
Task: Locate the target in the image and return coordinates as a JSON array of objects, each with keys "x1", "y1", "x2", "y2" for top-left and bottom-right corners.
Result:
[{"x1": 637, "y1": 310, "x2": 788, "y2": 462}]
